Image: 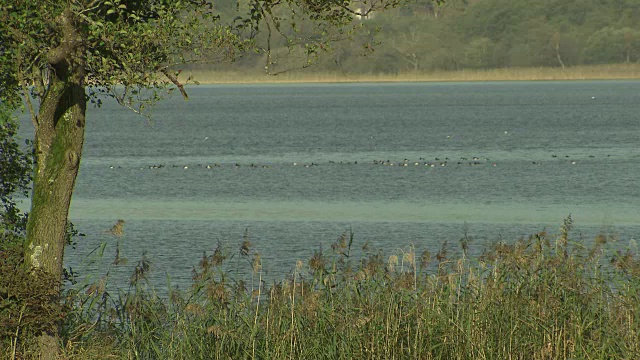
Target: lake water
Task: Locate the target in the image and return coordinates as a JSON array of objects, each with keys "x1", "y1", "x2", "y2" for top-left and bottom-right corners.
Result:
[{"x1": 17, "y1": 80, "x2": 640, "y2": 290}]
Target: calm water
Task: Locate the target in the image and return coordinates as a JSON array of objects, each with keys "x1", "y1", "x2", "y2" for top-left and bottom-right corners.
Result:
[{"x1": 17, "y1": 81, "x2": 640, "y2": 289}]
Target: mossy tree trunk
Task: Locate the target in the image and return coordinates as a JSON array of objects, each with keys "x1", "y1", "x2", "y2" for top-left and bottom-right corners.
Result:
[
  {"x1": 22, "y1": 9, "x2": 86, "y2": 358},
  {"x1": 25, "y1": 68, "x2": 85, "y2": 286}
]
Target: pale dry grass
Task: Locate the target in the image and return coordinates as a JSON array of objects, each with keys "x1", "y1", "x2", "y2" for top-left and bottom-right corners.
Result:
[
  {"x1": 182, "y1": 64, "x2": 640, "y2": 84},
  {"x1": 7, "y1": 222, "x2": 640, "y2": 359}
]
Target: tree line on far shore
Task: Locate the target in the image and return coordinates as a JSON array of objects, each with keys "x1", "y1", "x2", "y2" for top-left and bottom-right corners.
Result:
[{"x1": 200, "y1": 0, "x2": 640, "y2": 74}]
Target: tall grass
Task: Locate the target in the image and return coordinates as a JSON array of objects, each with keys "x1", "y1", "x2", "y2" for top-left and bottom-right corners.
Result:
[
  {"x1": 182, "y1": 64, "x2": 640, "y2": 84},
  {"x1": 4, "y1": 217, "x2": 640, "y2": 359}
]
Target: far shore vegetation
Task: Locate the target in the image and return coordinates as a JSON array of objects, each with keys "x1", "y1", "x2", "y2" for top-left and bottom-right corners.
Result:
[{"x1": 183, "y1": 63, "x2": 640, "y2": 84}]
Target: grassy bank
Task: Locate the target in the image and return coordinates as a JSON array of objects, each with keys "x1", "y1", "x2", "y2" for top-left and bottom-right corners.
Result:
[
  {"x1": 182, "y1": 64, "x2": 640, "y2": 84},
  {"x1": 4, "y1": 218, "x2": 640, "y2": 359}
]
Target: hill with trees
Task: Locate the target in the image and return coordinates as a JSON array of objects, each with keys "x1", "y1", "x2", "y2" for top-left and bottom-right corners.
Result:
[{"x1": 205, "y1": 0, "x2": 640, "y2": 75}]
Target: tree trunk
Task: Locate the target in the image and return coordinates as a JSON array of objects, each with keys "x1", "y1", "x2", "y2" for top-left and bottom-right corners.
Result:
[
  {"x1": 23, "y1": 8, "x2": 87, "y2": 358},
  {"x1": 25, "y1": 71, "x2": 85, "y2": 285},
  {"x1": 553, "y1": 32, "x2": 565, "y2": 69}
]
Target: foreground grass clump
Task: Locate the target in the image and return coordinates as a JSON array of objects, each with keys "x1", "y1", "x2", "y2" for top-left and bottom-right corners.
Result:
[{"x1": 4, "y1": 218, "x2": 640, "y2": 359}]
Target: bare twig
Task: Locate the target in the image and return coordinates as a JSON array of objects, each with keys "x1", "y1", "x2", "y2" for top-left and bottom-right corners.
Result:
[
  {"x1": 15, "y1": 48, "x2": 39, "y2": 128},
  {"x1": 160, "y1": 68, "x2": 189, "y2": 100}
]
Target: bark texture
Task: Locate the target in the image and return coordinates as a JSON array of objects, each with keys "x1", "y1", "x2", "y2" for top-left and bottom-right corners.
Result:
[
  {"x1": 23, "y1": 8, "x2": 87, "y2": 358},
  {"x1": 25, "y1": 65, "x2": 85, "y2": 284}
]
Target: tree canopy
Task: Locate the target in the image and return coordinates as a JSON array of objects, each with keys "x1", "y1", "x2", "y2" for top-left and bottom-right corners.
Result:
[{"x1": 1, "y1": 0, "x2": 404, "y2": 111}]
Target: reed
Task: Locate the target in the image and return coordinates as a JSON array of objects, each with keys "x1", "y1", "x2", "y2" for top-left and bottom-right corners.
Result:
[
  {"x1": 182, "y1": 64, "x2": 640, "y2": 84},
  {"x1": 4, "y1": 217, "x2": 640, "y2": 359}
]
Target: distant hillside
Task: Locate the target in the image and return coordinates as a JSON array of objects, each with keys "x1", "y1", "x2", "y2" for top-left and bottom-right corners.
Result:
[{"x1": 188, "y1": 0, "x2": 640, "y2": 74}]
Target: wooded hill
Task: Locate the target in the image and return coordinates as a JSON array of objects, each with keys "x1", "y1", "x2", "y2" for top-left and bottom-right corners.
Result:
[{"x1": 204, "y1": 0, "x2": 640, "y2": 74}]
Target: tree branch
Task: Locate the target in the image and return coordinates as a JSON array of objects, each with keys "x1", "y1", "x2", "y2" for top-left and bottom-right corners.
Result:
[
  {"x1": 18, "y1": 73, "x2": 38, "y2": 129},
  {"x1": 46, "y1": 9, "x2": 81, "y2": 67},
  {"x1": 327, "y1": 0, "x2": 391, "y2": 17},
  {"x1": 160, "y1": 68, "x2": 189, "y2": 100},
  {"x1": 15, "y1": 46, "x2": 39, "y2": 128}
]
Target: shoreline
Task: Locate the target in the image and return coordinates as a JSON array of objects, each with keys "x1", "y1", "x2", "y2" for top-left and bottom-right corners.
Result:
[{"x1": 180, "y1": 64, "x2": 640, "y2": 85}]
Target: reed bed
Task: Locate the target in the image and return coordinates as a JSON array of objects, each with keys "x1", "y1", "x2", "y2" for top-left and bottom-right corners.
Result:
[
  {"x1": 183, "y1": 64, "x2": 640, "y2": 84},
  {"x1": 4, "y1": 217, "x2": 640, "y2": 359}
]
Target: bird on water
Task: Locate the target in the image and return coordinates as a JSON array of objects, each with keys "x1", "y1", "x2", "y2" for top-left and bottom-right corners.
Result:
[{"x1": 105, "y1": 219, "x2": 126, "y2": 237}]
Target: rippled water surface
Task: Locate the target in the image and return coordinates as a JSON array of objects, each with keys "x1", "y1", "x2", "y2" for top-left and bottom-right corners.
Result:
[{"x1": 18, "y1": 81, "x2": 640, "y2": 288}]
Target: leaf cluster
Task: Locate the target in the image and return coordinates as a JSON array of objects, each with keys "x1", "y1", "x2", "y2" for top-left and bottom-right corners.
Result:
[
  {"x1": 0, "y1": 0, "x2": 238, "y2": 114},
  {"x1": 0, "y1": 108, "x2": 32, "y2": 240}
]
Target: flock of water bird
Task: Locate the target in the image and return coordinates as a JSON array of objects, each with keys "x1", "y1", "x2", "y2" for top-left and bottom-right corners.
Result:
[{"x1": 107, "y1": 154, "x2": 600, "y2": 171}]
